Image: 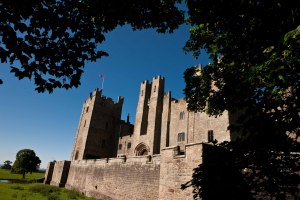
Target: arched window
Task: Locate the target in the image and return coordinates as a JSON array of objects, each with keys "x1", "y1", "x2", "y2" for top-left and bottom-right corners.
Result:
[
  {"x1": 135, "y1": 143, "x2": 150, "y2": 156},
  {"x1": 179, "y1": 111, "x2": 185, "y2": 120},
  {"x1": 154, "y1": 85, "x2": 156, "y2": 92},
  {"x1": 178, "y1": 132, "x2": 185, "y2": 142}
]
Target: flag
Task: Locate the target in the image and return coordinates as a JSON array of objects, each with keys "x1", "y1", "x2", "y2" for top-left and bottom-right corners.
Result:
[{"x1": 99, "y1": 74, "x2": 104, "y2": 79}]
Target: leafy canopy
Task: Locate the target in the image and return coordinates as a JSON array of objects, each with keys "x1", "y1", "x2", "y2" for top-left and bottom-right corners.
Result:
[
  {"x1": 183, "y1": 0, "x2": 300, "y2": 136},
  {"x1": 12, "y1": 149, "x2": 41, "y2": 178},
  {"x1": 1, "y1": 160, "x2": 12, "y2": 170},
  {"x1": 0, "y1": 0, "x2": 184, "y2": 92}
]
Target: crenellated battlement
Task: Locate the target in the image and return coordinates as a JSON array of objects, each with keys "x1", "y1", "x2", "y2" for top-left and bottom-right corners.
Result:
[
  {"x1": 84, "y1": 88, "x2": 123, "y2": 106},
  {"x1": 152, "y1": 75, "x2": 164, "y2": 81},
  {"x1": 171, "y1": 97, "x2": 186, "y2": 104}
]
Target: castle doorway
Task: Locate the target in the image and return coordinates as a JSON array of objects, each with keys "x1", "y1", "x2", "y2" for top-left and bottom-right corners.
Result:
[{"x1": 135, "y1": 143, "x2": 150, "y2": 156}]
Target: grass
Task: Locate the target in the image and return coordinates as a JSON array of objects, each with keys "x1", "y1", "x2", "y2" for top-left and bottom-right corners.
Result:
[
  {"x1": 0, "y1": 169, "x2": 44, "y2": 180},
  {"x1": 0, "y1": 169, "x2": 96, "y2": 199},
  {"x1": 0, "y1": 183, "x2": 96, "y2": 200}
]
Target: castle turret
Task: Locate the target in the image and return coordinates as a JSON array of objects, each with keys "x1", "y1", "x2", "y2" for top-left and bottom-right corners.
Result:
[
  {"x1": 132, "y1": 76, "x2": 165, "y2": 155},
  {"x1": 71, "y1": 88, "x2": 124, "y2": 160}
]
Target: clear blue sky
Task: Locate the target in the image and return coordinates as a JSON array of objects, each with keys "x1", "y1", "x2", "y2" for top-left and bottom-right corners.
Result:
[{"x1": 0, "y1": 25, "x2": 209, "y2": 168}]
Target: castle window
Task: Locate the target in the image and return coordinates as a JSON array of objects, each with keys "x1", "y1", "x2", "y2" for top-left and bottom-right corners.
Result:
[
  {"x1": 154, "y1": 85, "x2": 156, "y2": 92},
  {"x1": 86, "y1": 106, "x2": 89, "y2": 112},
  {"x1": 118, "y1": 144, "x2": 122, "y2": 150},
  {"x1": 74, "y1": 151, "x2": 79, "y2": 160},
  {"x1": 208, "y1": 130, "x2": 214, "y2": 142},
  {"x1": 127, "y1": 142, "x2": 131, "y2": 149},
  {"x1": 83, "y1": 120, "x2": 86, "y2": 127},
  {"x1": 178, "y1": 132, "x2": 185, "y2": 142},
  {"x1": 101, "y1": 140, "x2": 106, "y2": 148},
  {"x1": 141, "y1": 90, "x2": 143, "y2": 96},
  {"x1": 179, "y1": 111, "x2": 185, "y2": 120}
]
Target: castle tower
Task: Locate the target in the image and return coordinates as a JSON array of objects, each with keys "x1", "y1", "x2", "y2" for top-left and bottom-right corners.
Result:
[
  {"x1": 71, "y1": 88, "x2": 124, "y2": 160},
  {"x1": 132, "y1": 76, "x2": 165, "y2": 155},
  {"x1": 160, "y1": 91, "x2": 171, "y2": 150}
]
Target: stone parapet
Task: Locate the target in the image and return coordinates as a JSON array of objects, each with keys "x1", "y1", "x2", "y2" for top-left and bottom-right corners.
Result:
[{"x1": 50, "y1": 160, "x2": 71, "y2": 187}]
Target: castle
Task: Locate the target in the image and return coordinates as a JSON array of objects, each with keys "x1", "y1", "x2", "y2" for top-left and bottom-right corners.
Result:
[{"x1": 44, "y1": 75, "x2": 232, "y2": 200}]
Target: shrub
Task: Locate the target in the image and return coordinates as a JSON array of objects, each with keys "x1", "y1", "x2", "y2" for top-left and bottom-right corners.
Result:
[
  {"x1": 67, "y1": 189, "x2": 83, "y2": 199},
  {"x1": 11, "y1": 185, "x2": 24, "y2": 190},
  {"x1": 29, "y1": 184, "x2": 60, "y2": 196}
]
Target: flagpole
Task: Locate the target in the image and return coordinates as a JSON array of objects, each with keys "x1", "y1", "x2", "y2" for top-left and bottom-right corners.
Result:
[{"x1": 101, "y1": 76, "x2": 104, "y2": 90}]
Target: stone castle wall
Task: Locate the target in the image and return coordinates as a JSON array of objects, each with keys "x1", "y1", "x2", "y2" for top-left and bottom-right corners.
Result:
[
  {"x1": 158, "y1": 143, "x2": 203, "y2": 200},
  {"x1": 64, "y1": 156, "x2": 161, "y2": 200},
  {"x1": 48, "y1": 144, "x2": 204, "y2": 200},
  {"x1": 50, "y1": 160, "x2": 71, "y2": 187}
]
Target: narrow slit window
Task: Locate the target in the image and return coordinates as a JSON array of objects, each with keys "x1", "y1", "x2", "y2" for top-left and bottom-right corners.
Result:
[
  {"x1": 208, "y1": 130, "x2": 214, "y2": 142},
  {"x1": 179, "y1": 111, "x2": 185, "y2": 120}
]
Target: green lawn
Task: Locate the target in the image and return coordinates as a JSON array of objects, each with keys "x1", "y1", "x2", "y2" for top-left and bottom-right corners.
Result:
[
  {"x1": 0, "y1": 183, "x2": 96, "y2": 200},
  {"x1": 0, "y1": 169, "x2": 96, "y2": 200},
  {"x1": 0, "y1": 169, "x2": 44, "y2": 180}
]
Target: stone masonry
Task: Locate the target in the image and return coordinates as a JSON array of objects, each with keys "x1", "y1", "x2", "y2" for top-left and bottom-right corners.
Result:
[{"x1": 45, "y1": 73, "x2": 232, "y2": 199}]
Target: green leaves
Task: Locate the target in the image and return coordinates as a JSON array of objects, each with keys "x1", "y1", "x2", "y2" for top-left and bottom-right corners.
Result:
[
  {"x1": 12, "y1": 149, "x2": 41, "y2": 178},
  {"x1": 184, "y1": 0, "x2": 300, "y2": 136},
  {"x1": 0, "y1": 0, "x2": 184, "y2": 93}
]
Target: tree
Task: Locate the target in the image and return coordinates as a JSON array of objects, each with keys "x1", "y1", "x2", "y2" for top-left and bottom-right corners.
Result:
[
  {"x1": 181, "y1": 1, "x2": 300, "y2": 199},
  {"x1": 12, "y1": 149, "x2": 41, "y2": 179},
  {"x1": 1, "y1": 160, "x2": 12, "y2": 170},
  {"x1": 183, "y1": 0, "x2": 300, "y2": 139},
  {"x1": 0, "y1": 0, "x2": 183, "y2": 93}
]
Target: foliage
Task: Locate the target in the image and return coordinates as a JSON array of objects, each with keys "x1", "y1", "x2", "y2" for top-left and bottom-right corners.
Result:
[
  {"x1": 0, "y1": 0, "x2": 184, "y2": 92},
  {"x1": 29, "y1": 184, "x2": 60, "y2": 196},
  {"x1": 1, "y1": 160, "x2": 12, "y2": 170},
  {"x1": 182, "y1": 143, "x2": 300, "y2": 199},
  {"x1": 12, "y1": 149, "x2": 41, "y2": 179},
  {"x1": 183, "y1": 0, "x2": 300, "y2": 138}
]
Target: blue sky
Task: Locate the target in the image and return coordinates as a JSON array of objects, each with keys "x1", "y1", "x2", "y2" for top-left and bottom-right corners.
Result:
[{"x1": 0, "y1": 25, "x2": 209, "y2": 168}]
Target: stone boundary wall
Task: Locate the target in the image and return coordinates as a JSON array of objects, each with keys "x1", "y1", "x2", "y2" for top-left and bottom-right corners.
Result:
[
  {"x1": 44, "y1": 161, "x2": 55, "y2": 184},
  {"x1": 50, "y1": 160, "x2": 71, "y2": 187},
  {"x1": 158, "y1": 143, "x2": 203, "y2": 200},
  {"x1": 65, "y1": 155, "x2": 160, "y2": 200}
]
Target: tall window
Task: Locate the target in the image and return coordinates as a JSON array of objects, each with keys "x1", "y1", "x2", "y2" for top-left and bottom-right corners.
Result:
[
  {"x1": 141, "y1": 90, "x2": 144, "y2": 96},
  {"x1": 154, "y1": 85, "x2": 156, "y2": 92},
  {"x1": 83, "y1": 120, "x2": 86, "y2": 127},
  {"x1": 101, "y1": 140, "x2": 106, "y2": 148},
  {"x1": 127, "y1": 142, "x2": 131, "y2": 149},
  {"x1": 118, "y1": 144, "x2": 122, "y2": 150},
  {"x1": 179, "y1": 111, "x2": 185, "y2": 120},
  {"x1": 86, "y1": 106, "x2": 89, "y2": 112},
  {"x1": 208, "y1": 130, "x2": 214, "y2": 142},
  {"x1": 178, "y1": 132, "x2": 185, "y2": 142}
]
